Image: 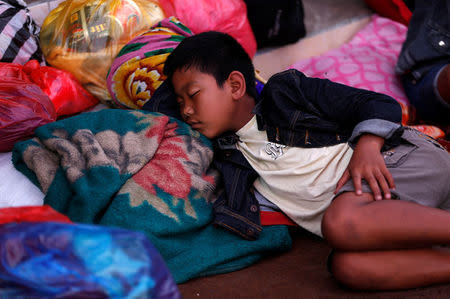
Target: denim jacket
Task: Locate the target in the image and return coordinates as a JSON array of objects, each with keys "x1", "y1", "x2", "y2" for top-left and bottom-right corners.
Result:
[
  {"x1": 213, "y1": 69, "x2": 403, "y2": 240},
  {"x1": 396, "y1": 0, "x2": 450, "y2": 80}
]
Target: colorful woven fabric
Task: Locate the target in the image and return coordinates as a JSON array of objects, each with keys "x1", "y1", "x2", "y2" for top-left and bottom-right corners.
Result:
[
  {"x1": 107, "y1": 17, "x2": 193, "y2": 109},
  {"x1": 12, "y1": 109, "x2": 291, "y2": 283}
]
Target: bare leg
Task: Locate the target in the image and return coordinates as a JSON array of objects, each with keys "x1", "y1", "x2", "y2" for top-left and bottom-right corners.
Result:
[
  {"x1": 322, "y1": 192, "x2": 450, "y2": 290},
  {"x1": 330, "y1": 248, "x2": 450, "y2": 290},
  {"x1": 322, "y1": 192, "x2": 450, "y2": 251}
]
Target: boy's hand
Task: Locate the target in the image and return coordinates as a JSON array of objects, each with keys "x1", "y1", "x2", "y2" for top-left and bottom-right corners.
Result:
[{"x1": 335, "y1": 134, "x2": 395, "y2": 200}]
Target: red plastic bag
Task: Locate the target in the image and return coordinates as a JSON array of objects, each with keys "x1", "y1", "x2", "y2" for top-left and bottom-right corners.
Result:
[
  {"x1": 0, "y1": 63, "x2": 56, "y2": 152},
  {"x1": 364, "y1": 0, "x2": 412, "y2": 26},
  {"x1": 23, "y1": 60, "x2": 99, "y2": 116},
  {"x1": 159, "y1": 0, "x2": 257, "y2": 58},
  {"x1": 0, "y1": 205, "x2": 72, "y2": 225}
]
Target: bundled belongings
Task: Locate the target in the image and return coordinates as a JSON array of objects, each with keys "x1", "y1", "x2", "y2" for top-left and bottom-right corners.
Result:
[
  {"x1": 0, "y1": 0, "x2": 45, "y2": 65},
  {"x1": 40, "y1": 0, "x2": 166, "y2": 104},
  {"x1": 107, "y1": 17, "x2": 192, "y2": 109}
]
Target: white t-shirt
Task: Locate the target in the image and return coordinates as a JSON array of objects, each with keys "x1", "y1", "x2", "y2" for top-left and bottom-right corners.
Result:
[{"x1": 236, "y1": 116, "x2": 353, "y2": 236}]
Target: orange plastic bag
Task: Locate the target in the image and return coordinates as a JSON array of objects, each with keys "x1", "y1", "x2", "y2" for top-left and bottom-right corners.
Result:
[
  {"x1": 40, "y1": 0, "x2": 166, "y2": 105},
  {"x1": 159, "y1": 0, "x2": 256, "y2": 58},
  {"x1": 0, "y1": 63, "x2": 56, "y2": 152}
]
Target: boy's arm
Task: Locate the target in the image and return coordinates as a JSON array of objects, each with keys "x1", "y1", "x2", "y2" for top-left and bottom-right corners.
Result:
[
  {"x1": 269, "y1": 70, "x2": 403, "y2": 199},
  {"x1": 290, "y1": 71, "x2": 401, "y2": 200},
  {"x1": 264, "y1": 69, "x2": 403, "y2": 141}
]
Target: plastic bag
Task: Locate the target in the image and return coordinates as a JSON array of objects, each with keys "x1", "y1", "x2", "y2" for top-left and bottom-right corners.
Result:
[
  {"x1": 0, "y1": 0, "x2": 45, "y2": 65},
  {"x1": 0, "y1": 222, "x2": 181, "y2": 298},
  {"x1": 159, "y1": 0, "x2": 256, "y2": 58},
  {"x1": 40, "y1": 0, "x2": 166, "y2": 105},
  {"x1": 0, "y1": 63, "x2": 56, "y2": 152},
  {"x1": 0, "y1": 205, "x2": 72, "y2": 225},
  {"x1": 23, "y1": 60, "x2": 98, "y2": 116}
]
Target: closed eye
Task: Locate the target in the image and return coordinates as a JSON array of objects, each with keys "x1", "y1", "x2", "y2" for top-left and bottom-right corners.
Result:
[{"x1": 189, "y1": 90, "x2": 200, "y2": 98}]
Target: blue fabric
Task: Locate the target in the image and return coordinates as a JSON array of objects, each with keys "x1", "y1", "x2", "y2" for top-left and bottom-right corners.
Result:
[{"x1": 0, "y1": 222, "x2": 180, "y2": 298}]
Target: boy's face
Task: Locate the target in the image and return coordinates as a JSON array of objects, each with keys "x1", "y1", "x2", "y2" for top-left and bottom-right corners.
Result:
[{"x1": 172, "y1": 67, "x2": 236, "y2": 139}]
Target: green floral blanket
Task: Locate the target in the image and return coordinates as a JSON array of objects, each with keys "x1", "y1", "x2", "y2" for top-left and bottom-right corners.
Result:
[{"x1": 12, "y1": 109, "x2": 291, "y2": 283}]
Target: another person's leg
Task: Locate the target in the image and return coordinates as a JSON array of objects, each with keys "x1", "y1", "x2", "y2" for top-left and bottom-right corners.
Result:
[
  {"x1": 437, "y1": 63, "x2": 450, "y2": 104},
  {"x1": 402, "y1": 62, "x2": 450, "y2": 133}
]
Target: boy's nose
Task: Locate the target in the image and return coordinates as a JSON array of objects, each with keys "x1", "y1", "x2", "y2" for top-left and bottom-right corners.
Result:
[{"x1": 182, "y1": 103, "x2": 194, "y2": 119}]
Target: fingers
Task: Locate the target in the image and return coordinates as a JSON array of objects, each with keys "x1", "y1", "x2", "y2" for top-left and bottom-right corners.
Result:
[
  {"x1": 335, "y1": 170, "x2": 350, "y2": 194},
  {"x1": 352, "y1": 167, "x2": 395, "y2": 201},
  {"x1": 373, "y1": 169, "x2": 390, "y2": 200},
  {"x1": 351, "y1": 173, "x2": 363, "y2": 196},
  {"x1": 382, "y1": 167, "x2": 396, "y2": 190}
]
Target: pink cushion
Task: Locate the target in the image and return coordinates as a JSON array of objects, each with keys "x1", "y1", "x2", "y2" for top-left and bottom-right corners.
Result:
[{"x1": 290, "y1": 15, "x2": 410, "y2": 124}]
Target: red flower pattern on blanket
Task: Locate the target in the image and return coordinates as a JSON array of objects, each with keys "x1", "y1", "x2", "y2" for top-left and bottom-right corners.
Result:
[{"x1": 133, "y1": 134, "x2": 192, "y2": 199}]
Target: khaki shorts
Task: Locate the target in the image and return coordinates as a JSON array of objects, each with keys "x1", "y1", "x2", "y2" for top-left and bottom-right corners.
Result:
[{"x1": 336, "y1": 128, "x2": 450, "y2": 211}]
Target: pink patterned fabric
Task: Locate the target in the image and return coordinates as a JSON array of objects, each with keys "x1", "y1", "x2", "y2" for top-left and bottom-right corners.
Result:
[{"x1": 290, "y1": 15, "x2": 410, "y2": 124}]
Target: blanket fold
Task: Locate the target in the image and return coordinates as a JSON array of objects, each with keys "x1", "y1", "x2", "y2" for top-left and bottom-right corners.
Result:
[{"x1": 12, "y1": 109, "x2": 291, "y2": 283}]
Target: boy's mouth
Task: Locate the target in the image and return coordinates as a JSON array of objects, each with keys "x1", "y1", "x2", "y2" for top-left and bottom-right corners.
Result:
[{"x1": 187, "y1": 120, "x2": 201, "y2": 129}]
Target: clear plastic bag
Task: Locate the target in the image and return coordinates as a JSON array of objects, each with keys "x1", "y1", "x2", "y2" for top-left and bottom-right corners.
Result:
[{"x1": 40, "y1": 0, "x2": 166, "y2": 105}]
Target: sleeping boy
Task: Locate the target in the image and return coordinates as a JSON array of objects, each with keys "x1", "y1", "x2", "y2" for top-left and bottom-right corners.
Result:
[{"x1": 163, "y1": 31, "x2": 450, "y2": 290}]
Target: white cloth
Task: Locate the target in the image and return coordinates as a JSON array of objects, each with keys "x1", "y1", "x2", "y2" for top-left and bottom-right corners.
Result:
[
  {"x1": 0, "y1": 152, "x2": 44, "y2": 208},
  {"x1": 236, "y1": 116, "x2": 353, "y2": 236}
]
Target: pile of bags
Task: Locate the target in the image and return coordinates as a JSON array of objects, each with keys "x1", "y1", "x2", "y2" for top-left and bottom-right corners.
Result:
[
  {"x1": 0, "y1": 0, "x2": 261, "y2": 294},
  {"x1": 1, "y1": 0, "x2": 261, "y2": 152}
]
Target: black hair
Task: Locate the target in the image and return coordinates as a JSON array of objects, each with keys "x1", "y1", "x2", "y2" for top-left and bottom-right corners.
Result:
[{"x1": 164, "y1": 31, "x2": 257, "y2": 99}]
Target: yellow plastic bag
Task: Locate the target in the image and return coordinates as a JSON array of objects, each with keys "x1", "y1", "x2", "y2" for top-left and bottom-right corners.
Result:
[{"x1": 40, "y1": 0, "x2": 165, "y2": 105}]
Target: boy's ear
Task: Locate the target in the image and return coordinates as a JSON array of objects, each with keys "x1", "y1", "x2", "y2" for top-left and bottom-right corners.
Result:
[{"x1": 228, "y1": 71, "x2": 246, "y2": 100}]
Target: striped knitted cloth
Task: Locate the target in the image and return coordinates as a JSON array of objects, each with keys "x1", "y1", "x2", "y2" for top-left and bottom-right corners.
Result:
[{"x1": 0, "y1": 0, "x2": 45, "y2": 65}]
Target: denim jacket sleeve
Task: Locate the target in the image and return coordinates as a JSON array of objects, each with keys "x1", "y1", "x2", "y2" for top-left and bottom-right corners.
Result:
[
  {"x1": 349, "y1": 119, "x2": 402, "y2": 146},
  {"x1": 258, "y1": 69, "x2": 403, "y2": 146}
]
